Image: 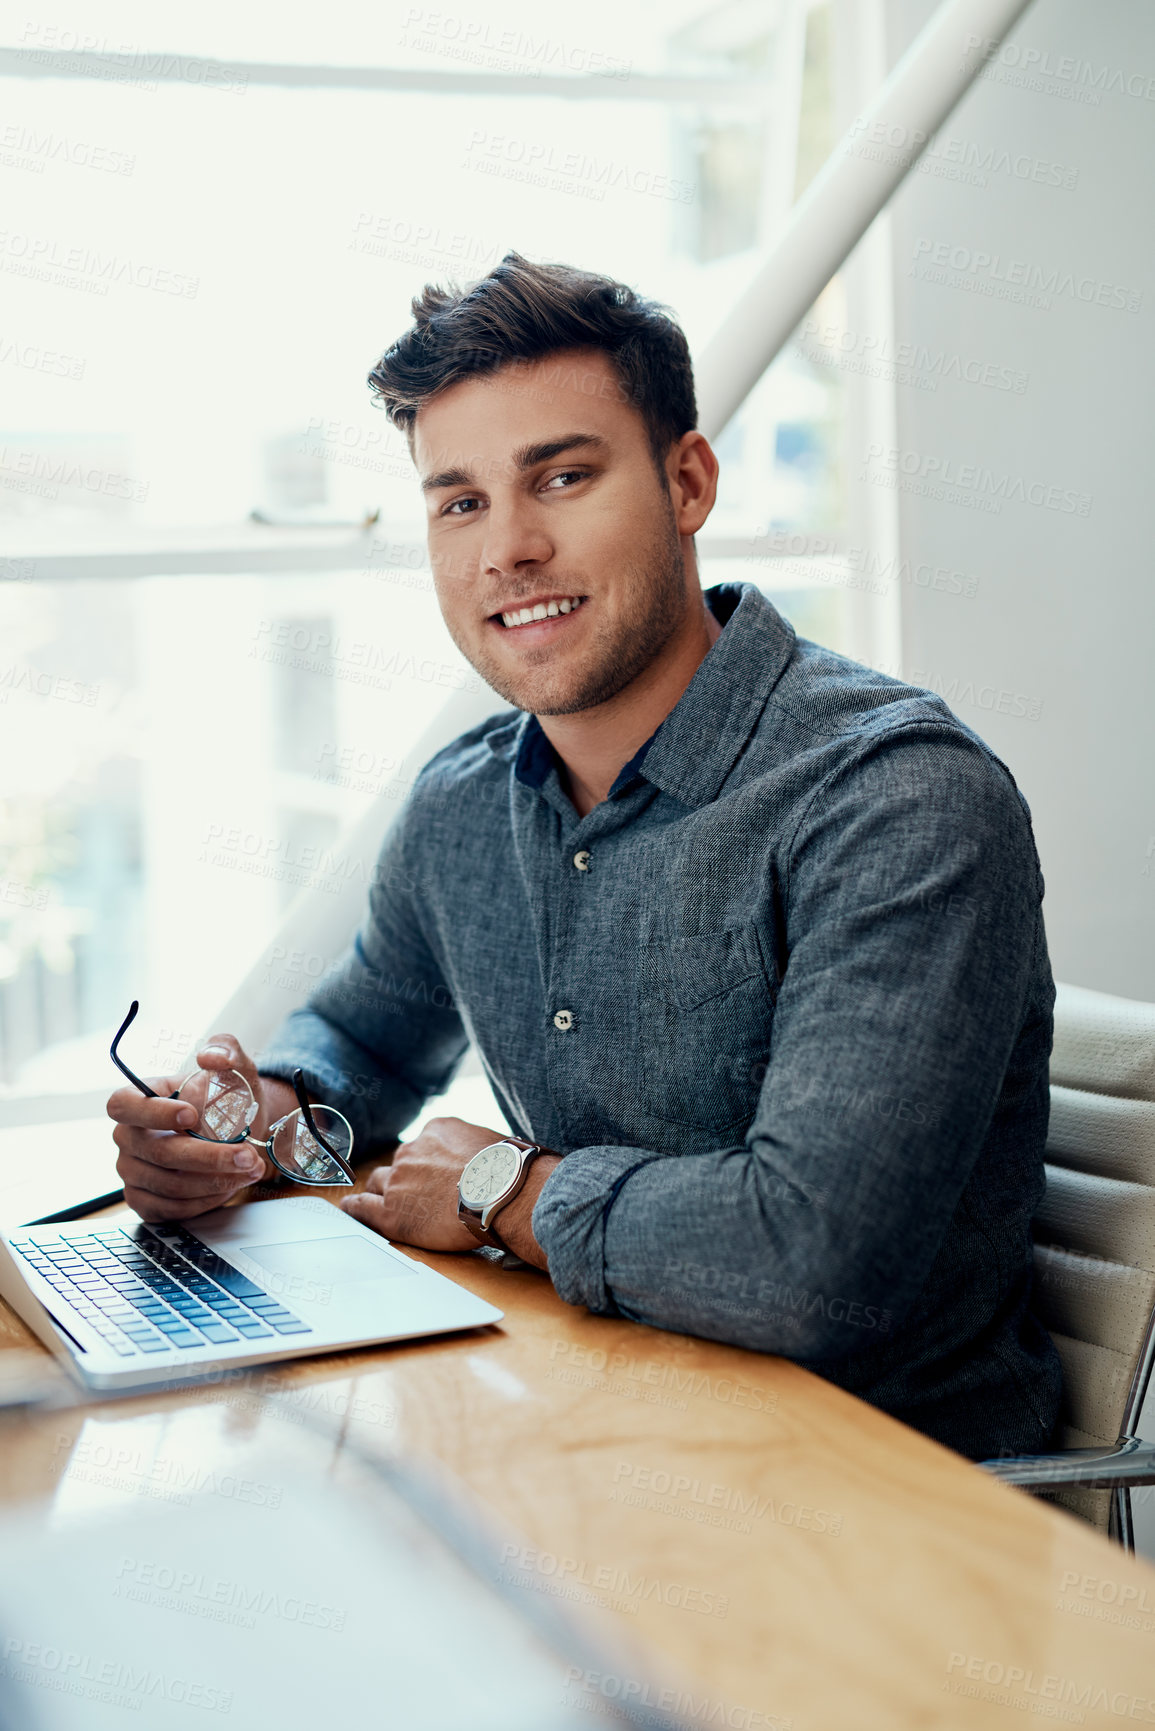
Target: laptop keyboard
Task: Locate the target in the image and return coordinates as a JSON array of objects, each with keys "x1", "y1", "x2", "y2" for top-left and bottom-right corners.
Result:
[{"x1": 8, "y1": 1225, "x2": 313, "y2": 1359}]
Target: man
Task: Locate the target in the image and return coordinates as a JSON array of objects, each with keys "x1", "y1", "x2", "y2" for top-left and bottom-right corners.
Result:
[{"x1": 109, "y1": 251, "x2": 1060, "y2": 1461}]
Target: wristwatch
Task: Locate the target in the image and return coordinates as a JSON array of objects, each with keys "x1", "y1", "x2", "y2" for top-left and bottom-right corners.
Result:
[{"x1": 457, "y1": 1136, "x2": 545, "y2": 1251}]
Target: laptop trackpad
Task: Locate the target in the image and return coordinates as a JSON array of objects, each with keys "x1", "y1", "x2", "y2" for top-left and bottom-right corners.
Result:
[{"x1": 238, "y1": 1237, "x2": 419, "y2": 1286}]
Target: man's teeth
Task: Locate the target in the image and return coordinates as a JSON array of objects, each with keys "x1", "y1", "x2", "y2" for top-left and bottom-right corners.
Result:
[{"x1": 500, "y1": 596, "x2": 585, "y2": 629}]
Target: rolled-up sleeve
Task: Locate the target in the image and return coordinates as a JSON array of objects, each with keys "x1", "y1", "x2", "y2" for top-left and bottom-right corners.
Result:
[
  {"x1": 257, "y1": 802, "x2": 470, "y2": 1152},
  {"x1": 533, "y1": 728, "x2": 1046, "y2": 1359},
  {"x1": 532, "y1": 1147, "x2": 668, "y2": 1313}
]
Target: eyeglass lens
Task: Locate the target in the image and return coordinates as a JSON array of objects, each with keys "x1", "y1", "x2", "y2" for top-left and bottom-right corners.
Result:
[
  {"x1": 272, "y1": 1107, "x2": 352, "y2": 1183},
  {"x1": 176, "y1": 1067, "x2": 259, "y2": 1142}
]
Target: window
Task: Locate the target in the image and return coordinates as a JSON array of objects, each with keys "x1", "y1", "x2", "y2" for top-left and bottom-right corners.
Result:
[{"x1": 1, "y1": 0, "x2": 891, "y2": 1114}]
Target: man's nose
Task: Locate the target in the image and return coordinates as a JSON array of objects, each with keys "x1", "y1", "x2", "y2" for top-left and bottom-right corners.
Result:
[{"x1": 480, "y1": 501, "x2": 553, "y2": 577}]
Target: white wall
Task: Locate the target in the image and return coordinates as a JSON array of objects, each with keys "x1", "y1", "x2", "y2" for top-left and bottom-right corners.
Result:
[
  {"x1": 880, "y1": 0, "x2": 1155, "y2": 1558},
  {"x1": 883, "y1": 0, "x2": 1154, "y2": 1003}
]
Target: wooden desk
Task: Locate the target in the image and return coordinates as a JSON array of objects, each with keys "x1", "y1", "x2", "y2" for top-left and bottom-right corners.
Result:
[{"x1": 2, "y1": 1187, "x2": 1155, "y2": 1727}]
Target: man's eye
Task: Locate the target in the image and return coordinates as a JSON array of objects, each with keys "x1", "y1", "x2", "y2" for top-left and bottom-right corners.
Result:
[
  {"x1": 543, "y1": 467, "x2": 595, "y2": 495},
  {"x1": 443, "y1": 496, "x2": 481, "y2": 516}
]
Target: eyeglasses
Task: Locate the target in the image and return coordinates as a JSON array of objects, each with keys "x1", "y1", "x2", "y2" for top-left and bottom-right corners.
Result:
[{"x1": 110, "y1": 1001, "x2": 355, "y2": 1187}]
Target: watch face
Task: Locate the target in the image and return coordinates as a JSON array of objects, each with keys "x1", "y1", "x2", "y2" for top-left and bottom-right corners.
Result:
[{"x1": 460, "y1": 1142, "x2": 522, "y2": 1210}]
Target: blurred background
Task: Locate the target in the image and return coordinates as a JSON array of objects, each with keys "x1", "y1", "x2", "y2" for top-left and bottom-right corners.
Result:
[{"x1": 0, "y1": 0, "x2": 1151, "y2": 1123}]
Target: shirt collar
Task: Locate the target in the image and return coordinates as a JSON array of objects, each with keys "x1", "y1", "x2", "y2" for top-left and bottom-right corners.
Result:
[
  {"x1": 513, "y1": 710, "x2": 661, "y2": 799},
  {"x1": 490, "y1": 583, "x2": 796, "y2": 808}
]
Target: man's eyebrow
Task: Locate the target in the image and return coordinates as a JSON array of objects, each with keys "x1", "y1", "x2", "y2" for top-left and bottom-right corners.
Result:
[
  {"x1": 419, "y1": 433, "x2": 609, "y2": 494},
  {"x1": 420, "y1": 464, "x2": 472, "y2": 494},
  {"x1": 512, "y1": 432, "x2": 609, "y2": 470}
]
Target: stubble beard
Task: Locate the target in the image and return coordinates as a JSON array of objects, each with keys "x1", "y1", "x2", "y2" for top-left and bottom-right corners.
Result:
[{"x1": 448, "y1": 498, "x2": 690, "y2": 717}]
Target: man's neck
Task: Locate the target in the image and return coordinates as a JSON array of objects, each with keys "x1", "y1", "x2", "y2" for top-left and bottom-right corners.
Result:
[{"x1": 539, "y1": 598, "x2": 723, "y2": 818}]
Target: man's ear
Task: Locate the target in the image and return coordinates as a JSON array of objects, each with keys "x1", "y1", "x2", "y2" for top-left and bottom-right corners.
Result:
[{"x1": 668, "y1": 431, "x2": 719, "y2": 537}]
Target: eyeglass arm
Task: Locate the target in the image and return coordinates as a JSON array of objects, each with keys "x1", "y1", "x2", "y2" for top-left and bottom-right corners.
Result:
[
  {"x1": 109, "y1": 1000, "x2": 161, "y2": 1099},
  {"x1": 291, "y1": 1069, "x2": 355, "y2": 1182}
]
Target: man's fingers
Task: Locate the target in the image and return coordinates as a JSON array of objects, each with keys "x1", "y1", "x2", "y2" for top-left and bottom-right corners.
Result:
[
  {"x1": 107, "y1": 1086, "x2": 196, "y2": 1132},
  {"x1": 197, "y1": 1037, "x2": 242, "y2": 1070},
  {"x1": 112, "y1": 1124, "x2": 264, "y2": 1177},
  {"x1": 116, "y1": 1151, "x2": 251, "y2": 1203},
  {"x1": 361, "y1": 1164, "x2": 393, "y2": 1197},
  {"x1": 339, "y1": 1193, "x2": 389, "y2": 1235},
  {"x1": 196, "y1": 1033, "x2": 259, "y2": 1086}
]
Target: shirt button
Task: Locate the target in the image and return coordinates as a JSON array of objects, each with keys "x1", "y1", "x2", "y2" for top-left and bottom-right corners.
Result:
[
  {"x1": 573, "y1": 850, "x2": 591, "y2": 871},
  {"x1": 553, "y1": 1010, "x2": 574, "y2": 1031}
]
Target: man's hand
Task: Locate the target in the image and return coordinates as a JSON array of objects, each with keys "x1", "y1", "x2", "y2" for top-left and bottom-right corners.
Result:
[
  {"x1": 339, "y1": 1117, "x2": 497, "y2": 1252},
  {"x1": 340, "y1": 1117, "x2": 559, "y2": 1267},
  {"x1": 107, "y1": 1034, "x2": 296, "y2": 1222}
]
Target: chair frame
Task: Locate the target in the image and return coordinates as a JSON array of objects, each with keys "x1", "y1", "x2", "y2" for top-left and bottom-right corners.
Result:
[{"x1": 981, "y1": 1301, "x2": 1155, "y2": 1549}]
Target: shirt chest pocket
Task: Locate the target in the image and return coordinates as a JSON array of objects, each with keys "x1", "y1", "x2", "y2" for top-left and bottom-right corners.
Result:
[{"x1": 635, "y1": 923, "x2": 775, "y2": 1138}]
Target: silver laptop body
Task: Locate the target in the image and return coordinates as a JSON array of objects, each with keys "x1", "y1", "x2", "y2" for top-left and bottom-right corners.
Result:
[{"x1": 0, "y1": 1195, "x2": 503, "y2": 1392}]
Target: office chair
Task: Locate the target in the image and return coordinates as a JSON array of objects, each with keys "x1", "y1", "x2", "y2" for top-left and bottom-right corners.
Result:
[{"x1": 981, "y1": 983, "x2": 1155, "y2": 1549}]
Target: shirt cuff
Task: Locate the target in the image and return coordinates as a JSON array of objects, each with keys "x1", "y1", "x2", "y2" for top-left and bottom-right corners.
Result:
[{"x1": 532, "y1": 1143, "x2": 666, "y2": 1314}]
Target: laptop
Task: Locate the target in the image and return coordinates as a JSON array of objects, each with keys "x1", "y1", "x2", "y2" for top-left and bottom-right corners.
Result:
[{"x1": 0, "y1": 1194, "x2": 503, "y2": 1393}]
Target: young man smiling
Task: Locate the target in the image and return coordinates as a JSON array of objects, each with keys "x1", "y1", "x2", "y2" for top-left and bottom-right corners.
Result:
[{"x1": 108, "y1": 252, "x2": 1061, "y2": 1461}]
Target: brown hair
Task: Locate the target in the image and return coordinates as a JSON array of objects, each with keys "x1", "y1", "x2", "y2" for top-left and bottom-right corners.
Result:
[{"x1": 366, "y1": 250, "x2": 697, "y2": 471}]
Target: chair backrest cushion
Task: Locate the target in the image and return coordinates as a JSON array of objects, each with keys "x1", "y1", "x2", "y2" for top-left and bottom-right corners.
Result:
[
  {"x1": 1029, "y1": 984, "x2": 1155, "y2": 1528},
  {"x1": 1050, "y1": 983, "x2": 1155, "y2": 1101}
]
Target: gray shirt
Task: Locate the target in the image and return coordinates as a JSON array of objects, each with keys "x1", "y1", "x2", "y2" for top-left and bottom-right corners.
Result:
[{"x1": 260, "y1": 582, "x2": 1061, "y2": 1459}]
